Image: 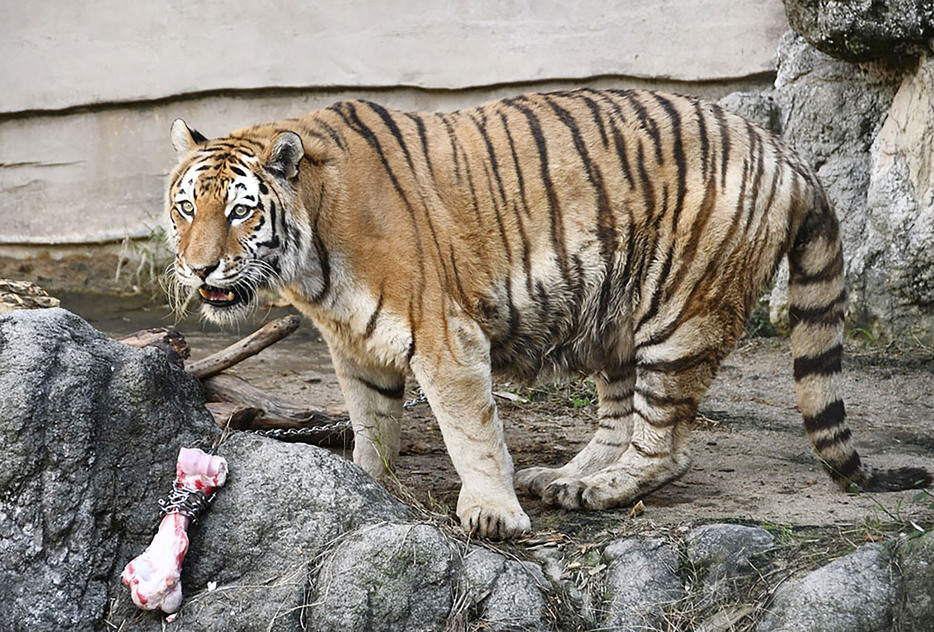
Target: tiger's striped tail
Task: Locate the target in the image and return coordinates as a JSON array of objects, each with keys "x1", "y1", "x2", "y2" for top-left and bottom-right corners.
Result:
[{"x1": 788, "y1": 193, "x2": 931, "y2": 492}]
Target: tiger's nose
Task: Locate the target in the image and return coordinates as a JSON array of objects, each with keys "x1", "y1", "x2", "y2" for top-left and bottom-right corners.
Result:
[{"x1": 190, "y1": 262, "x2": 219, "y2": 280}]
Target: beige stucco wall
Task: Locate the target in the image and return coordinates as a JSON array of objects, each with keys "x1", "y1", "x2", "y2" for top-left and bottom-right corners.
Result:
[{"x1": 0, "y1": 0, "x2": 788, "y2": 247}]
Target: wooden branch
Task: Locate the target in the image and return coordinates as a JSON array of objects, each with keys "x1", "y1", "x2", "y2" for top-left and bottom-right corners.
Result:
[
  {"x1": 186, "y1": 315, "x2": 300, "y2": 380},
  {"x1": 118, "y1": 327, "x2": 190, "y2": 367},
  {"x1": 203, "y1": 372, "x2": 346, "y2": 426},
  {"x1": 205, "y1": 401, "x2": 263, "y2": 430}
]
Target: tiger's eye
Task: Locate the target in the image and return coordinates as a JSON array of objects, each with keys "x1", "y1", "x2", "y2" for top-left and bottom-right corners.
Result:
[
  {"x1": 179, "y1": 200, "x2": 194, "y2": 216},
  {"x1": 231, "y1": 204, "x2": 252, "y2": 219}
]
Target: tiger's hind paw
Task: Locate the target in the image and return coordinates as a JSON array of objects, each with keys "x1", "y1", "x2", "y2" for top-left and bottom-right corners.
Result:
[
  {"x1": 539, "y1": 455, "x2": 693, "y2": 511},
  {"x1": 515, "y1": 466, "x2": 567, "y2": 497}
]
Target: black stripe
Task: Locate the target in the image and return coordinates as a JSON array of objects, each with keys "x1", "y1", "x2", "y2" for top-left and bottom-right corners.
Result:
[
  {"x1": 652, "y1": 94, "x2": 687, "y2": 227},
  {"x1": 793, "y1": 344, "x2": 843, "y2": 381},
  {"x1": 468, "y1": 112, "x2": 512, "y2": 263},
  {"x1": 309, "y1": 213, "x2": 331, "y2": 303},
  {"x1": 578, "y1": 91, "x2": 610, "y2": 148},
  {"x1": 440, "y1": 115, "x2": 464, "y2": 183},
  {"x1": 357, "y1": 377, "x2": 405, "y2": 400},
  {"x1": 639, "y1": 347, "x2": 717, "y2": 374},
  {"x1": 713, "y1": 105, "x2": 732, "y2": 189},
  {"x1": 634, "y1": 139, "x2": 657, "y2": 224},
  {"x1": 813, "y1": 426, "x2": 852, "y2": 453},
  {"x1": 693, "y1": 99, "x2": 710, "y2": 179},
  {"x1": 600, "y1": 408, "x2": 634, "y2": 421},
  {"x1": 802, "y1": 399, "x2": 846, "y2": 434},
  {"x1": 543, "y1": 95, "x2": 617, "y2": 323},
  {"x1": 311, "y1": 120, "x2": 347, "y2": 151},
  {"x1": 789, "y1": 292, "x2": 846, "y2": 328},
  {"x1": 406, "y1": 113, "x2": 436, "y2": 181},
  {"x1": 503, "y1": 98, "x2": 570, "y2": 278},
  {"x1": 498, "y1": 110, "x2": 535, "y2": 295},
  {"x1": 630, "y1": 441, "x2": 671, "y2": 458},
  {"x1": 635, "y1": 387, "x2": 695, "y2": 408},
  {"x1": 613, "y1": 90, "x2": 663, "y2": 164},
  {"x1": 601, "y1": 390, "x2": 636, "y2": 403},
  {"x1": 364, "y1": 292, "x2": 384, "y2": 339},
  {"x1": 790, "y1": 252, "x2": 844, "y2": 285}
]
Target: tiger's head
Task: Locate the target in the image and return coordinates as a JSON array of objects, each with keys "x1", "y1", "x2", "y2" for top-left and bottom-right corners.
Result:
[{"x1": 166, "y1": 119, "x2": 311, "y2": 324}]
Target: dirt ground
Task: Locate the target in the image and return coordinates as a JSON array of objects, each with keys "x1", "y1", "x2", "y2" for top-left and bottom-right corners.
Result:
[{"x1": 52, "y1": 287, "x2": 934, "y2": 541}]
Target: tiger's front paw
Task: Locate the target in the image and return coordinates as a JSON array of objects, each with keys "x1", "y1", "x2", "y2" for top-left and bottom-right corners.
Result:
[{"x1": 457, "y1": 489, "x2": 531, "y2": 540}]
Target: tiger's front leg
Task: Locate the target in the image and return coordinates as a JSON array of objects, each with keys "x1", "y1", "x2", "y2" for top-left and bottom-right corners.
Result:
[
  {"x1": 410, "y1": 319, "x2": 531, "y2": 540},
  {"x1": 331, "y1": 352, "x2": 405, "y2": 481}
]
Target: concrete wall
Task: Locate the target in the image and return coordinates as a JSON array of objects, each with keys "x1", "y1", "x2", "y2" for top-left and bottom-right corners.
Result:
[{"x1": 0, "y1": 0, "x2": 788, "y2": 248}]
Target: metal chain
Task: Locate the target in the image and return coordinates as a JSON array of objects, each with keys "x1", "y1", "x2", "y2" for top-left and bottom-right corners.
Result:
[
  {"x1": 158, "y1": 480, "x2": 216, "y2": 522},
  {"x1": 251, "y1": 418, "x2": 352, "y2": 441},
  {"x1": 403, "y1": 388, "x2": 428, "y2": 410},
  {"x1": 249, "y1": 389, "x2": 428, "y2": 443}
]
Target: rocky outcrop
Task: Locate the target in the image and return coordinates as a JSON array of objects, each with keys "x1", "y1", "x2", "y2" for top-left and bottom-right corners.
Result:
[
  {"x1": 850, "y1": 55, "x2": 934, "y2": 341},
  {"x1": 724, "y1": 14, "x2": 934, "y2": 342},
  {"x1": 3, "y1": 310, "x2": 934, "y2": 630},
  {"x1": 783, "y1": 0, "x2": 934, "y2": 62},
  {"x1": 759, "y1": 542, "x2": 897, "y2": 632},
  {"x1": 0, "y1": 309, "x2": 553, "y2": 631},
  {"x1": 0, "y1": 308, "x2": 218, "y2": 630}
]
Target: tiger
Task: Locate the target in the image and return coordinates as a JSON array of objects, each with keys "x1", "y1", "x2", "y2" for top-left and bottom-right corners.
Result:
[{"x1": 166, "y1": 88, "x2": 931, "y2": 539}]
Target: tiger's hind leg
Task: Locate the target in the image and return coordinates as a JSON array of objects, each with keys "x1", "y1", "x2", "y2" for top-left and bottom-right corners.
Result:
[
  {"x1": 541, "y1": 354, "x2": 717, "y2": 510},
  {"x1": 515, "y1": 365, "x2": 637, "y2": 496}
]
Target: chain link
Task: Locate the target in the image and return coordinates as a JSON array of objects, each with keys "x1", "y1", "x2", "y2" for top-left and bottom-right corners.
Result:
[
  {"x1": 403, "y1": 388, "x2": 428, "y2": 410},
  {"x1": 158, "y1": 480, "x2": 216, "y2": 522},
  {"x1": 248, "y1": 389, "x2": 428, "y2": 443},
  {"x1": 251, "y1": 419, "x2": 352, "y2": 441}
]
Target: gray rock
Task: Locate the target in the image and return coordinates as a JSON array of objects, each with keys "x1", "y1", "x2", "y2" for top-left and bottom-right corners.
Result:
[
  {"x1": 601, "y1": 538, "x2": 686, "y2": 631},
  {"x1": 849, "y1": 55, "x2": 934, "y2": 344},
  {"x1": 306, "y1": 522, "x2": 456, "y2": 632},
  {"x1": 894, "y1": 531, "x2": 934, "y2": 632},
  {"x1": 685, "y1": 524, "x2": 774, "y2": 595},
  {"x1": 0, "y1": 308, "x2": 219, "y2": 631},
  {"x1": 116, "y1": 434, "x2": 412, "y2": 631},
  {"x1": 757, "y1": 543, "x2": 897, "y2": 632},
  {"x1": 767, "y1": 31, "x2": 901, "y2": 331},
  {"x1": 783, "y1": 0, "x2": 934, "y2": 62},
  {"x1": 717, "y1": 91, "x2": 782, "y2": 134},
  {"x1": 461, "y1": 546, "x2": 550, "y2": 631}
]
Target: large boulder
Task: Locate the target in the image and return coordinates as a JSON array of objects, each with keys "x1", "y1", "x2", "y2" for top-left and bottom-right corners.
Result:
[
  {"x1": 0, "y1": 308, "x2": 219, "y2": 630},
  {"x1": 0, "y1": 308, "x2": 552, "y2": 632},
  {"x1": 758, "y1": 543, "x2": 898, "y2": 631},
  {"x1": 783, "y1": 0, "x2": 934, "y2": 62},
  {"x1": 849, "y1": 55, "x2": 934, "y2": 342},
  {"x1": 600, "y1": 538, "x2": 686, "y2": 631},
  {"x1": 765, "y1": 31, "x2": 902, "y2": 332}
]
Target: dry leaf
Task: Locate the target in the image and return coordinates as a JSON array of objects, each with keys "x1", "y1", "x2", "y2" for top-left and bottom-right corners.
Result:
[{"x1": 629, "y1": 500, "x2": 646, "y2": 518}]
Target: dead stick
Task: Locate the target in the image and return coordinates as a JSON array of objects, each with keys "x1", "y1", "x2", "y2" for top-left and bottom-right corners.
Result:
[
  {"x1": 117, "y1": 327, "x2": 191, "y2": 367},
  {"x1": 186, "y1": 315, "x2": 300, "y2": 380},
  {"x1": 205, "y1": 401, "x2": 263, "y2": 430},
  {"x1": 203, "y1": 372, "x2": 348, "y2": 428}
]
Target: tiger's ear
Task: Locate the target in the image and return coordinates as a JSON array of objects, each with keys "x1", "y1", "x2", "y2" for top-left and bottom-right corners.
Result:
[
  {"x1": 171, "y1": 119, "x2": 208, "y2": 157},
  {"x1": 263, "y1": 131, "x2": 304, "y2": 181}
]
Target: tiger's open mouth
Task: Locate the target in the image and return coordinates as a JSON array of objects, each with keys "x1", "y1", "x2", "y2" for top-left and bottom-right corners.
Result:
[{"x1": 198, "y1": 284, "x2": 246, "y2": 307}]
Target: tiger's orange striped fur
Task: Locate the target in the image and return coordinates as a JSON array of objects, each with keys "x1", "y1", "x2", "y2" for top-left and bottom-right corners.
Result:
[{"x1": 167, "y1": 89, "x2": 930, "y2": 538}]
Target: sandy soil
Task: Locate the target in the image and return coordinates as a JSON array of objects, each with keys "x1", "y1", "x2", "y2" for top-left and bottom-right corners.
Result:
[{"x1": 53, "y1": 289, "x2": 934, "y2": 540}]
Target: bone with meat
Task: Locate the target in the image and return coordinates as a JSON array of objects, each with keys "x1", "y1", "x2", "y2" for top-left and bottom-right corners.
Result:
[{"x1": 122, "y1": 447, "x2": 227, "y2": 614}]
